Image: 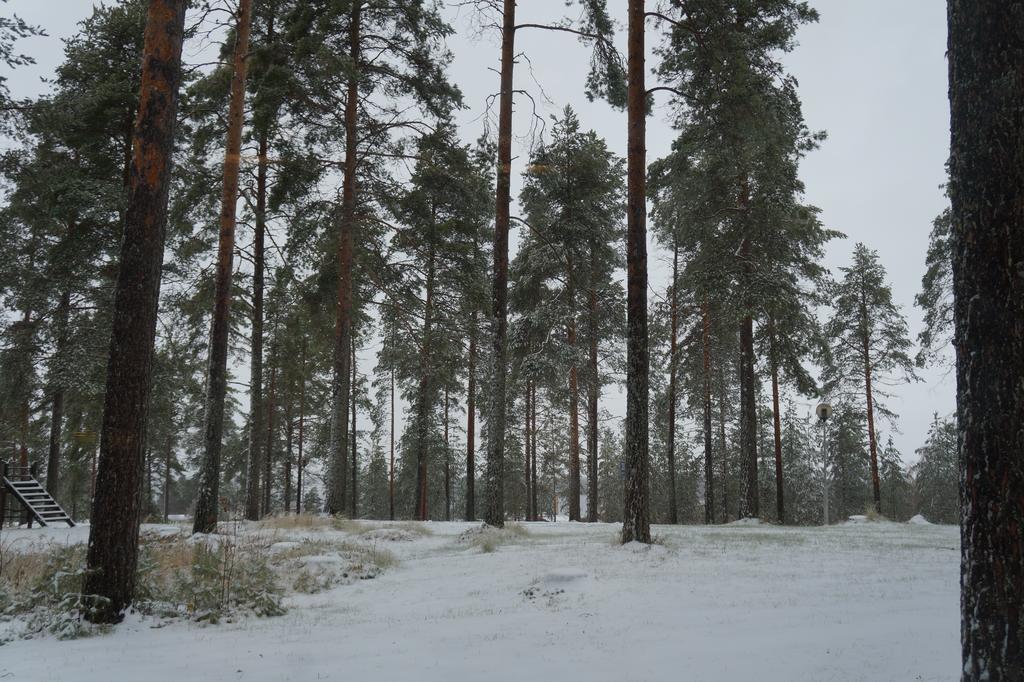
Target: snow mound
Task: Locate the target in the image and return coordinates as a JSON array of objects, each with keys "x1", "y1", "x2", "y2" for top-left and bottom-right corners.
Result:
[
  {"x1": 908, "y1": 514, "x2": 932, "y2": 525},
  {"x1": 361, "y1": 528, "x2": 419, "y2": 543},
  {"x1": 728, "y1": 517, "x2": 764, "y2": 526}
]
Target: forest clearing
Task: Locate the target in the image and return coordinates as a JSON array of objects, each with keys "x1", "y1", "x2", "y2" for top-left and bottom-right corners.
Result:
[
  {"x1": 0, "y1": 0, "x2": 1019, "y2": 678},
  {"x1": 1, "y1": 517, "x2": 959, "y2": 681}
]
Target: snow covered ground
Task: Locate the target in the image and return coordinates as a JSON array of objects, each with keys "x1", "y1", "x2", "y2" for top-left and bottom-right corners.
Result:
[{"x1": 0, "y1": 519, "x2": 959, "y2": 681}]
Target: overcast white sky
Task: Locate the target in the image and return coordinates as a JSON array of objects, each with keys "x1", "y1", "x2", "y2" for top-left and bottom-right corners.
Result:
[{"x1": 3, "y1": 1, "x2": 953, "y2": 464}]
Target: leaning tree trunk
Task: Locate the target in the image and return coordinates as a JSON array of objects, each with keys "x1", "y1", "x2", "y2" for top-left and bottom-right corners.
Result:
[
  {"x1": 737, "y1": 235, "x2": 759, "y2": 520},
  {"x1": 769, "y1": 317, "x2": 785, "y2": 524},
  {"x1": 84, "y1": 0, "x2": 187, "y2": 623},
  {"x1": 702, "y1": 300, "x2": 714, "y2": 524},
  {"x1": 666, "y1": 241, "x2": 680, "y2": 524},
  {"x1": 482, "y1": 0, "x2": 516, "y2": 528},
  {"x1": 948, "y1": 2, "x2": 1024, "y2": 678},
  {"x1": 194, "y1": 0, "x2": 254, "y2": 534},
  {"x1": 622, "y1": 0, "x2": 650, "y2": 545},
  {"x1": 326, "y1": 0, "x2": 360, "y2": 516},
  {"x1": 245, "y1": 130, "x2": 268, "y2": 522}
]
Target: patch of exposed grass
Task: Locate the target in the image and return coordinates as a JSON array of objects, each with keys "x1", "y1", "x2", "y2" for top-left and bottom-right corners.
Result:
[
  {"x1": 392, "y1": 521, "x2": 434, "y2": 536},
  {"x1": 457, "y1": 524, "x2": 530, "y2": 553}
]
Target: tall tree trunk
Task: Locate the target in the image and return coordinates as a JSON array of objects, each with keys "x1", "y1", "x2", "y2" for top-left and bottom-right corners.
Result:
[
  {"x1": 666, "y1": 241, "x2": 679, "y2": 524},
  {"x1": 702, "y1": 300, "x2": 714, "y2": 524},
  {"x1": 530, "y1": 382, "x2": 538, "y2": 523},
  {"x1": 46, "y1": 288, "x2": 71, "y2": 497},
  {"x1": 465, "y1": 319, "x2": 476, "y2": 521},
  {"x1": 296, "y1": 339, "x2": 306, "y2": 514},
  {"x1": 194, "y1": 0, "x2": 254, "y2": 534},
  {"x1": 263, "y1": 352, "x2": 276, "y2": 516},
  {"x1": 84, "y1": 0, "x2": 187, "y2": 622},
  {"x1": 622, "y1": 0, "x2": 650, "y2": 544},
  {"x1": 444, "y1": 385, "x2": 450, "y2": 522},
  {"x1": 327, "y1": 0, "x2": 360, "y2": 516},
  {"x1": 389, "y1": 366, "x2": 395, "y2": 520},
  {"x1": 244, "y1": 129, "x2": 269, "y2": 522},
  {"x1": 737, "y1": 235, "x2": 759, "y2": 520},
  {"x1": 718, "y1": 367, "x2": 729, "y2": 523},
  {"x1": 524, "y1": 381, "x2": 531, "y2": 520},
  {"x1": 163, "y1": 436, "x2": 171, "y2": 522},
  {"x1": 860, "y1": 298, "x2": 882, "y2": 514},
  {"x1": 567, "y1": 264, "x2": 581, "y2": 522},
  {"x1": 284, "y1": 399, "x2": 293, "y2": 514},
  {"x1": 769, "y1": 317, "x2": 785, "y2": 524},
  {"x1": 351, "y1": 335, "x2": 358, "y2": 519},
  {"x1": 586, "y1": 260, "x2": 600, "y2": 523},
  {"x1": 483, "y1": 0, "x2": 516, "y2": 528},
  {"x1": 414, "y1": 244, "x2": 436, "y2": 521}
]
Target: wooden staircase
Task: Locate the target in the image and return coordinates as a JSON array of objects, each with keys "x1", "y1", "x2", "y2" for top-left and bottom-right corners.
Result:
[{"x1": 1, "y1": 462, "x2": 75, "y2": 528}]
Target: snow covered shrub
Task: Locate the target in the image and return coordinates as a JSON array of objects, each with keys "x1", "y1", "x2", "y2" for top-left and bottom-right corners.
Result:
[
  {"x1": 173, "y1": 541, "x2": 284, "y2": 622},
  {"x1": 18, "y1": 545, "x2": 109, "y2": 640},
  {"x1": 457, "y1": 524, "x2": 530, "y2": 553}
]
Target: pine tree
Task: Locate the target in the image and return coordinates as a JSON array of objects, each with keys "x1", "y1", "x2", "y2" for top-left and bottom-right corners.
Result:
[
  {"x1": 82, "y1": 0, "x2": 187, "y2": 623},
  {"x1": 911, "y1": 417, "x2": 957, "y2": 524},
  {"x1": 824, "y1": 243, "x2": 915, "y2": 514},
  {"x1": 914, "y1": 202, "x2": 953, "y2": 368},
  {"x1": 514, "y1": 108, "x2": 624, "y2": 522},
  {"x1": 193, "y1": 0, "x2": 255, "y2": 535}
]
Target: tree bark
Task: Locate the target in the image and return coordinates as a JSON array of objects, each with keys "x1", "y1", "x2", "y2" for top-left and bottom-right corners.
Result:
[
  {"x1": 483, "y1": 0, "x2": 516, "y2": 528},
  {"x1": 326, "y1": 0, "x2": 360, "y2": 516},
  {"x1": 666, "y1": 241, "x2": 679, "y2": 524},
  {"x1": 622, "y1": 0, "x2": 650, "y2": 545},
  {"x1": 84, "y1": 0, "x2": 187, "y2": 623},
  {"x1": 948, "y1": 2, "x2": 1024, "y2": 677},
  {"x1": 194, "y1": 0, "x2": 254, "y2": 534}
]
